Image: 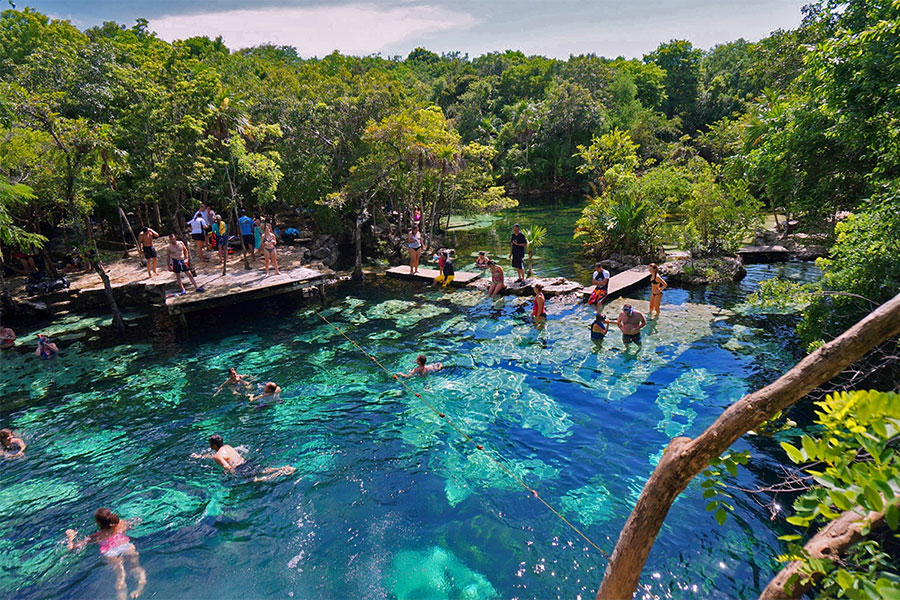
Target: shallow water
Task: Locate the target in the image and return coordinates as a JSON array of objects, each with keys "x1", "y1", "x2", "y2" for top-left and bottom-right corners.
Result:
[{"x1": 0, "y1": 262, "x2": 820, "y2": 600}]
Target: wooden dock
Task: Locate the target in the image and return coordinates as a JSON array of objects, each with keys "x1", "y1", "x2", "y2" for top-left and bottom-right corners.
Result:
[
  {"x1": 580, "y1": 265, "x2": 651, "y2": 300},
  {"x1": 738, "y1": 245, "x2": 792, "y2": 264},
  {"x1": 166, "y1": 266, "x2": 325, "y2": 316},
  {"x1": 385, "y1": 266, "x2": 482, "y2": 287}
]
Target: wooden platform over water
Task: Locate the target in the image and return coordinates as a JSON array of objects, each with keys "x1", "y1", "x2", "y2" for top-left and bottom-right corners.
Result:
[
  {"x1": 580, "y1": 266, "x2": 651, "y2": 300},
  {"x1": 385, "y1": 266, "x2": 482, "y2": 286},
  {"x1": 166, "y1": 266, "x2": 325, "y2": 315}
]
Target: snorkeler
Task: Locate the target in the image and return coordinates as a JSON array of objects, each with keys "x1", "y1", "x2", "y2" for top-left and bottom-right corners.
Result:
[
  {"x1": 0, "y1": 428, "x2": 26, "y2": 457},
  {"x1": 617, "y1": 304, "x2": 647, "y2": 347},
  {"x1": 65, "y1": 508, "x2": 147, "y2": 600},
  {"x1": 397, "y1": 354, "x2": 443, "y2": 378},
  {"x1": 35, "y1": 334, "x2": 58, "y2": 359},
  {"x1": 0, "y1": 326, "x2": 15, "y2": 349},
  {"x1": 213, "y1": 367, "x2": 256, "y2": 397},
  {"x1": 192, "y1": 434, "x2": 296, "y2": 482},
  {"x1": 250, "y1": 381, "x2": 281, "y2": 402}
]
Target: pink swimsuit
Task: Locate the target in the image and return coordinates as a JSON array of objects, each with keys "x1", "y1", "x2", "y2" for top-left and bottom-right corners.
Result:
[{"x1": 99, "y1": 533, "x2": 134, "y2": 557}]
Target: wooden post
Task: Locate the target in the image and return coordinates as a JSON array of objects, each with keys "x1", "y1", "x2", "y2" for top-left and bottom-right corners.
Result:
[{"x1": 596, "y1": 291, "x2": 900, "y2": 600}]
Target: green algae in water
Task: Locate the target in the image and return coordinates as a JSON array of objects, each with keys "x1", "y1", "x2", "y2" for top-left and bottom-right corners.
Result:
[
  {"x1": 653, "y1": 368, "x2": 709, "y2": 439},
  {"x1": 0, "y1": 480, "x2": 81, "y2": 520},
  {"x1": 389, "y1": 545, "x2": 498, "y2": 600},
  {"x1": 560, "y1": 479, "x2": 615, "y2": 527}
]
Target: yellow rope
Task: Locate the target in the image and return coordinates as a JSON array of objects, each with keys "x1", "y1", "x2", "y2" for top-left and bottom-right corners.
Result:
[{"x1": 312, "y1": 307, "x2": 610, "y2": 558}]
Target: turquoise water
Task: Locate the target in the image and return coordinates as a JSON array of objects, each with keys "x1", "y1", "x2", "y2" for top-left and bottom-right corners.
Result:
[{"x1": 1, "y1": 259, "x2": 820, "y2": 599}]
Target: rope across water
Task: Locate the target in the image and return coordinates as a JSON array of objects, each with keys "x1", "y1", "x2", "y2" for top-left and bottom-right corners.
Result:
[{"x1": 312, "y1": 307, "x2": 610, "y2": 558}]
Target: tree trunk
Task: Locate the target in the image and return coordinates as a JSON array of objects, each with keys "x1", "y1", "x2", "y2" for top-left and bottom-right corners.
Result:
[
  {"x1": 596, "y1": 291, "x2": 900, "y2": 600},
  {"x1": 760, "y1": 505, "x2": 886, "y2": 599},
  {"x1": 352, "y1": 201, "x2": 367, "y2": 282},
  {"x1": 85, "y1": 217, "x2": 126, "y2": 338},
  {"x1": 118, "y1": 204, "x2": 145, "y2": 267}
]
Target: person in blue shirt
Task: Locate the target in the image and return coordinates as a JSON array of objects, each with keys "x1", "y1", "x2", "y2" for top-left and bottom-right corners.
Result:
[{"x1": 238, "y1": 212, "x2": 256, "y2": 257}]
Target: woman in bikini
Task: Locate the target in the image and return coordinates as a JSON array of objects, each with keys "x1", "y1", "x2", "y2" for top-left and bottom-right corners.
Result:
[
  {"x1": 261, "y1": 223, "x2": 280, "y2": 276},
  {"x1": 407, "y1": 225, "x2": 423, "y2": 274},
  {"x1": 648, "y1": 262, "x2": 667, "y2": 319},
  {"x1": 532, "y1": 283, "x2": 547, "y2": 323},
  {"x1": 66, "y1": 508, "x2": 147, "y2": 600},
  {"x1": 487, "y1": 260, "x2": 505, "y2": 297}
]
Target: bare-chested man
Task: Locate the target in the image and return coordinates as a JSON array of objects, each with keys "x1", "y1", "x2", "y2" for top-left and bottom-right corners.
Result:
[
  {"x1": 192, "y1": 434, "x2": 295, "y2": 482},
  {"x1": 616, "y1": 304, "x2": 646, "y2": 347},
  {"x1": 137, "y1": 227, "x2": 159, "y2": 278},
  {"x1": 165, "y1": 234, "x2": 203, "y2": 295}
]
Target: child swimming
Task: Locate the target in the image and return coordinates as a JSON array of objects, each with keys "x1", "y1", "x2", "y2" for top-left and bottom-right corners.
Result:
[{"x1": 66, "y1": 508, "x2": 147, "y2": 600}]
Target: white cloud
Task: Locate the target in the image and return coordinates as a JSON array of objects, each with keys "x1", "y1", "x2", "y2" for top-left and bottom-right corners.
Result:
[{"x1": 149, "y1": 3, "x2": 477, "y2": 56}]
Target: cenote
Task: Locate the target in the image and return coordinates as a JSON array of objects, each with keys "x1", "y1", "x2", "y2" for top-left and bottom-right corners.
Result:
[{"x1": 1, "y1": 203, "x2": 821, "y2": 600}]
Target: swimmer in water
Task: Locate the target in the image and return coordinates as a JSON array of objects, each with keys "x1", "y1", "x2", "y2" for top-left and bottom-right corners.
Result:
[
  {"x1": 0, "y1": 326, "x2": 16, "y2": 349},
  {"x1": 397, "y1": 354, "x2": 443, "y2": 378},
  {"x1": 192, "y1": 434, "x2": 296, "y2": 482},
  {"x1": 250, "y1": 381, "x2": 281, "y2": 402},
  {"x1": 35, "y1": 334, "x2": 58, "y2": 359},
  {"x1": 65, "y1": 508, "x2": 147, "y2": 600},
  {"x1": 0, "y1": 428, "x2": 26, "y2": 457},
  {"x1": 213, "y1": 367, "x2": 255, "y2": 397}
]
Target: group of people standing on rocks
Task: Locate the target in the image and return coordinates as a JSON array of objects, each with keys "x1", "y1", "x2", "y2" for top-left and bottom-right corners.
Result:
[
  {"x1": 134, "y1": 205, "x2": 284, "y2": 294},
  {"x1": 405, "y1": 220, "x2": 669, "y2": 349}
]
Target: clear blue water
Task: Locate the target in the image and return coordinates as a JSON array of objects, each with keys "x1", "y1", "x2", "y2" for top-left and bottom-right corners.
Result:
[{"x1": 0, "y1": 254, "x2": 820, "y2": 599}]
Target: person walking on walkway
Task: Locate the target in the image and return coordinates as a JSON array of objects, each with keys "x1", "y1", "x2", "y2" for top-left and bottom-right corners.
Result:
[
  {"x1": 137, "y1": 227, "x2": 159, "y2": 278},
  {"x1": 261, "y1": 223, "x2": 280, "y2": 276},
  {"x1": 509, "y1": 224, "x2": 527, "y2": 283},
  {"x1": 407, "y1": 225, "x2": 423, "y2": 274},
  {"x1": 165, "y1": 234, "x2": 203, "y2": 294},
  {"x1": 238, "y1": 212, "x2": 256, "y2": 258}
]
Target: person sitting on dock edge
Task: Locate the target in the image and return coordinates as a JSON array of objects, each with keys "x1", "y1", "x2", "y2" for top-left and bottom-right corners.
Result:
[
  {"x1": 192, "y1": 434, "x2": 296, "y2": 482},
  {"x1": 509, "y1": 224, "x2": 527, "y2": 283},
  {"x1": 398, "y1": 354, "x2": 443, "y2": 377},
  {"x1": 588, "y1": 262, "x2": 610, "y2": 311},
  {"x1": 165, "y1": 234, "x2": 204, "y2": 295},
  {"x1": 487, "y1": 260, "x2": 505, "y2": 297},
  {"x1": 434, "y1": 252, "x2": 454, "y2": 288},
  {"x1": 617, "y1": 304, "x2": 646, "y2": 347}
]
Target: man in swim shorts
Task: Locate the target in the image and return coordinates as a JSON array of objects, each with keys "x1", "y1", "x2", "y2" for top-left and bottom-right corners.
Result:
[
  {"x1": 508, "y1": 223, "x2": 527, "y2": 283},
  {"x1": 616, "y1": 304, "x2": 646, "y2": 346},
  {"x1": 165, "y1": 234, "x2": 203, "y2": 295},
  {"x1": 137, "y1": 227, "x2": 159, "y2": 278},
  {"x1": 193, "y1": 434, "x2": 295, "y2": 482}
]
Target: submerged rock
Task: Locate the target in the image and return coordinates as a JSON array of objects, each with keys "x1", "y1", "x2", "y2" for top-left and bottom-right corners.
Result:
[
  {"x1": 658, "y1": 257, "x2": 746, "y2": 285},
  {"x1": 389, "y1": 546, "x2": 497, "y2": 600}
]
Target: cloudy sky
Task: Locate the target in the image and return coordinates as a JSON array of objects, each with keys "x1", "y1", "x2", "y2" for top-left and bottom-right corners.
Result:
[{"x1": 21, "y1": 0, "x2": 807, "y2": 58}]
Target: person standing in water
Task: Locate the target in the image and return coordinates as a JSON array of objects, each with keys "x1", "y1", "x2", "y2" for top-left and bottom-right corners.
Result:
[
  {"x1": 487, "y1": 260, "x2": 505, "y2": 297},
  {"x1": 0, "y1": 428, "x2": 26, "y2": 457},
  {"x1": 192, "y1": 434, "x2": 296, "y2": 481},
  {"x1": 397, "y1": 354, "x2": 443, "y2": 377},
  {"x1": 214, "y1": 367, "x2": 255, "y2": 397},
  {"x1": 65, "y1": 508, "x2": 147, "y2": 600},
  {"x1": 648, "y1": 263, "x2": 667, "y2": 319},
  {"x1": 407, "y1": 225, "x2": 423, "y2": 274},
  {"x1": 509, "y1": 223, "x2": 527, "y2": 283},
  {"x1": 590, "y1": 313, "x2": 615, "y2": 342},
  {"x1": 137, "y1": 227, "x2": 159, "y2": 278},
  {"x1": 0, "y1": 326, "x2": 16, "y2": 349},
  {"x1": 35, "y1": 334, "x2": 58, "y2": 359},
  {"x1": 532, "y1": 283, "x2": 547, "y2": 322},
  {"x1": 617, "y1": 304, "x2": 646, "y2": 347},
  {"x1": 165, "y1": 234, "x2": 203, "y2": 295}
]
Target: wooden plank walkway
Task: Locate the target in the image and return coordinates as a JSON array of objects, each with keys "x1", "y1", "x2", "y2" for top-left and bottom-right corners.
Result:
[
  {"x1": 738, "y1": 245, "x2": 792, "y2": 264},
  {"x1": 167, "y1": 266, "x2": 324, "y2": 315},
  {"x1": 385, "y1": 266, "x2": 482, "y2": 287},
  {"x1": 580, "y1": 265, "x2": 651, "y2": 300}
]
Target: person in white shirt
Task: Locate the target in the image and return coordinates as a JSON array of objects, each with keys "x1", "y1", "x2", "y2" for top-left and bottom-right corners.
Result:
[{"x1": 188, "y1": 214, "x2": 208, "y2": 260}]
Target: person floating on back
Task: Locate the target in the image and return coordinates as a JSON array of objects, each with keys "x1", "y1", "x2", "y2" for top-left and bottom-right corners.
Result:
[
  {"x1": 508, "y1": 223, "x2": 527, "y2": 283},
  {"x1": 617, "y1": 304, "x2": 646, "y2": 348},
  {"x1": 588, "y1": 262, "x2": 610, "y2": 311},
  {"x1": 648, "y1": 263, "x2": 667, "y2": 319},
  {"x1": 397, "y1": 354, "x2": 443, "y2": 377},
  {"x1": 192, "y1": 434, "x2": 296, "y2": 482},
  {"x1": 434, "y1": 252, "x2": 455, "y2": 288},
  {"x1": 0, "y1": 428, "x2": 26, "y2": 457},
  {"x1": 65, "y1": 508, "x2": 147, "y2": 600}
]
